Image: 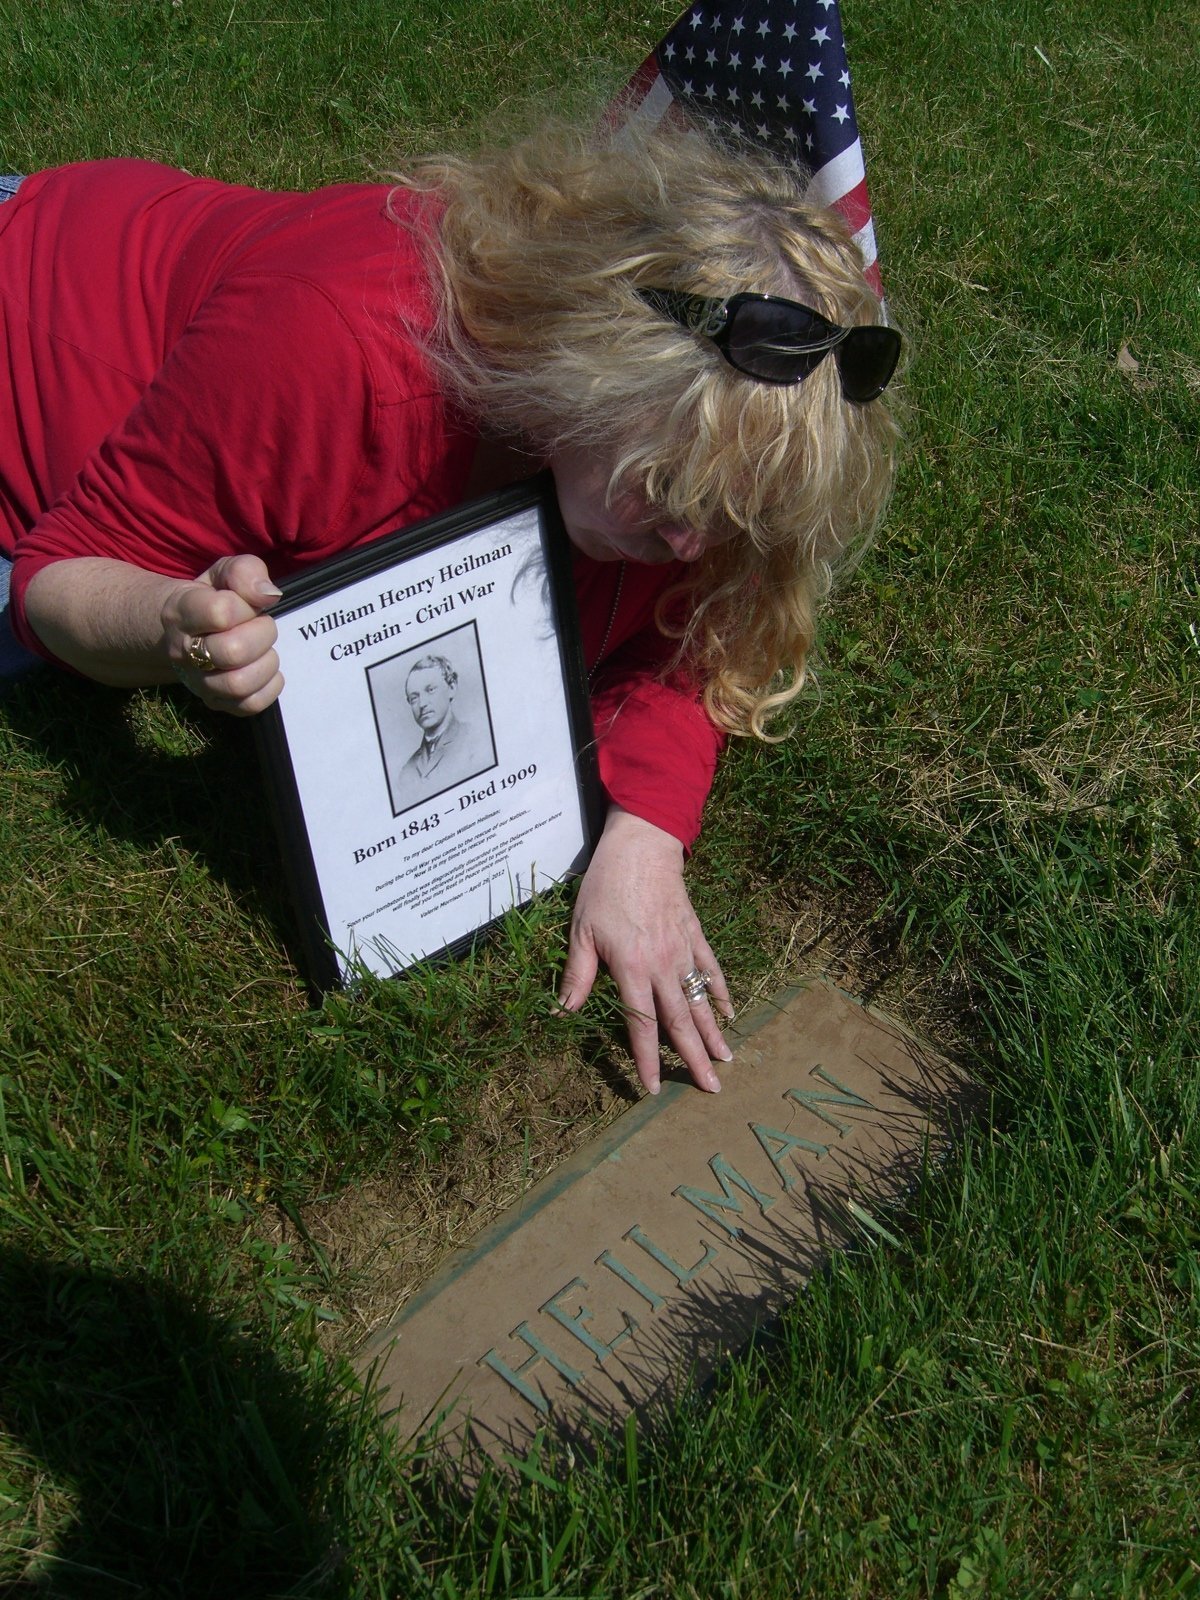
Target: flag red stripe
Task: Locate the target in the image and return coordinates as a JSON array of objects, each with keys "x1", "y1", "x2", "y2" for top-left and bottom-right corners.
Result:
[
  {"x1": 602, "y1": 53, "x2": 659, "y2": 129},
  {"x1": 830, "y1": 176, "x2": 871, "y2": 238}
]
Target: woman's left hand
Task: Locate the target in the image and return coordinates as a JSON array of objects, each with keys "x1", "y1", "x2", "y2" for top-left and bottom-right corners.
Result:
[
  {"x1": 557, "y1": 805, "x2": 734, "y2": 1095},
  {"x1": 161, "y1": 554, "x2": 284, "y2": 715}
]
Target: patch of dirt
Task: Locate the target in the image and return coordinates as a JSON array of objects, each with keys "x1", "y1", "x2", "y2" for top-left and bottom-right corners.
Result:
[{"x1": 288, "y1": 1046, "x2": 640, "y2": 1356}]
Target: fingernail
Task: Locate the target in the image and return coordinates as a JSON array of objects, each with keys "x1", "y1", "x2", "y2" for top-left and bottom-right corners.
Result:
[
  {"x1": 255, "y1": 580, "x2": 284, "y2": 601},
  {"x1": 648, "y1": 1080, "x2": 661, "y2": 1096},
  {"x1": 718, "y1": 1045, "x2": 733, "y2": 1063},
  {"x1": 707, "y1": 1073, "x2": 722, "y2": 1093}
]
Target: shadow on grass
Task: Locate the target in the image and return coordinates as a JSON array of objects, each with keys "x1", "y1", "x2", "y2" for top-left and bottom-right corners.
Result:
[
  {"x1": 1, "y1": 671, "x2": 304, "y2": 957},
  {"x1": 0, "y1": 1248, "x2": 350, "y2": 1598}
]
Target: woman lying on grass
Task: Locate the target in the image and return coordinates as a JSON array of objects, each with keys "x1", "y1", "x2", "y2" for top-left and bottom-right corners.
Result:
[{"x1": 0, "y1": 120, "x2": 899, "y2": 1095}]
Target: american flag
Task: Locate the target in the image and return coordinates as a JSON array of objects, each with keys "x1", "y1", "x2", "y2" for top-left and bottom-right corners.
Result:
[{"x1": 611, "y1": 0, "x2": 883, "y2": 297}]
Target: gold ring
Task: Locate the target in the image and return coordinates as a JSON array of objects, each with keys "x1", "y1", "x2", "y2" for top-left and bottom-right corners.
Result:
[{"x1": 184, "y1": 635, "x2": 218, "y2": 673}]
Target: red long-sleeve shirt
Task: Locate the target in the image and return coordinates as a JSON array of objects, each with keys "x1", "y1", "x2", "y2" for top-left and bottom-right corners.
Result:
[{"x1": 0, "y1": 159, "x2": 723, "y2": 844}]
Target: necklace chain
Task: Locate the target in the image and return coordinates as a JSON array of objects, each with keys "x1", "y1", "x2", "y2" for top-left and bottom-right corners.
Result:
[{"x1": 588, "y1": 561, "x2": 626, "y2": 685}]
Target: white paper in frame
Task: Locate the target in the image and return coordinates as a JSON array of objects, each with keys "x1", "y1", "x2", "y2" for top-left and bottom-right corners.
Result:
[{"x1": 255, "y1": 476, "x2": 604, "y2": 991}]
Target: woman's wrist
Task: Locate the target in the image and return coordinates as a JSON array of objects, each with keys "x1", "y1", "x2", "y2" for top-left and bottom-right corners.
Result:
[{"x1": 600, "y1": 802, "x2": 686, "y2": 861}]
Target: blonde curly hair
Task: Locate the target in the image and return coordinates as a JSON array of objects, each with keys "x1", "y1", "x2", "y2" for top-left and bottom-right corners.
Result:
[{"x1": 397, "y1": 116, "x2": 900, "y2": 738}]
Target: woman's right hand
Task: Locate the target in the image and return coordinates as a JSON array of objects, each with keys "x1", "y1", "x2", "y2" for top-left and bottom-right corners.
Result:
[
  {"x1": 558, "y1": 805, "x2": 734, "y2": 1095},
  {"x1": 162, "y1": 554, "x2": 284, "y2": 715}
]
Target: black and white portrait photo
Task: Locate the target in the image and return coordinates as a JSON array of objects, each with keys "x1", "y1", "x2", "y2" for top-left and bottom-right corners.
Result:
[{"x1": 368, "y1": 623, "x2": 497, "y2": 816}]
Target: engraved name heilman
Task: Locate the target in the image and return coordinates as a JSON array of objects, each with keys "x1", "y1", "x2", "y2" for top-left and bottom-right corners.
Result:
[
  {"x1": 357, "y1": 981, "x2": 969, "y2": 1468},
  {"x1": 480, "y1": 1066, "x2": 869, "y2": 1414}
]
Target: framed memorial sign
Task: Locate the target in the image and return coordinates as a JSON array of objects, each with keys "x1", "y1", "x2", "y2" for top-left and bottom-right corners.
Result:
[{"x1": 256, "y1": 476, "x2": 604, "y2": 991}]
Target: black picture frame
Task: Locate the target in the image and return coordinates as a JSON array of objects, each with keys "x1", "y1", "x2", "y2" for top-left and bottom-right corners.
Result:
[{"x1": 255, "y1": 475, "x2": 604, "y2": 992}]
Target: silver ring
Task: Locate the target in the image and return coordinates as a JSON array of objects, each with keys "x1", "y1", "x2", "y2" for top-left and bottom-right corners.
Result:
[
  {"x1": 681, "y1": 966, "x2": 711, "y2": 1004},
  {"x1": 184, "y1": 634, "x2": 218, "y2": 673}
]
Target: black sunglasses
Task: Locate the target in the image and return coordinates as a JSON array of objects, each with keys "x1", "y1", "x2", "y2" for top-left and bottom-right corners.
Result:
[{"x1": 637, "y1": 287, "x2": 901, "y2": 402}]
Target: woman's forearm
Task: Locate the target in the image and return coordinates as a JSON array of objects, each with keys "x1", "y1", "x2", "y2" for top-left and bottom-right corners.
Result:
[
  {"x1": 24, "y1": 557, "x2": 189, "y2": 684},
  {"x1": 23, "y1": 554, "x2": 285, "y2": 714}
]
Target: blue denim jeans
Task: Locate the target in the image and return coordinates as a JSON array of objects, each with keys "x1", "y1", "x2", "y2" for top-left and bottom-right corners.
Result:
[
  {"x1": 0, "y1": 555, "x2": 40, "y2": 682},
  {"x1": 1, "y1": 172, "x2": 44, "y2": 684}
]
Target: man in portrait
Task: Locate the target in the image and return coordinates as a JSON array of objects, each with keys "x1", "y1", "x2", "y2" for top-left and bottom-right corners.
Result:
[{"x1": 385, "y1": 652, "x2": 495, "y2": 813}]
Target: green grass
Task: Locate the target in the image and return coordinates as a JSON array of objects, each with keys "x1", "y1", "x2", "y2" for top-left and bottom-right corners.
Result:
[{"x1": 2, "y1": 0, "x2": 1198, "y2": 1594}]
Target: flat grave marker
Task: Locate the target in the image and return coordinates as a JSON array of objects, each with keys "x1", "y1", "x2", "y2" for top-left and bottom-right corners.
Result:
[{"x1": 356, "y1": 978, "x2": 972, "y2": 1464}]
